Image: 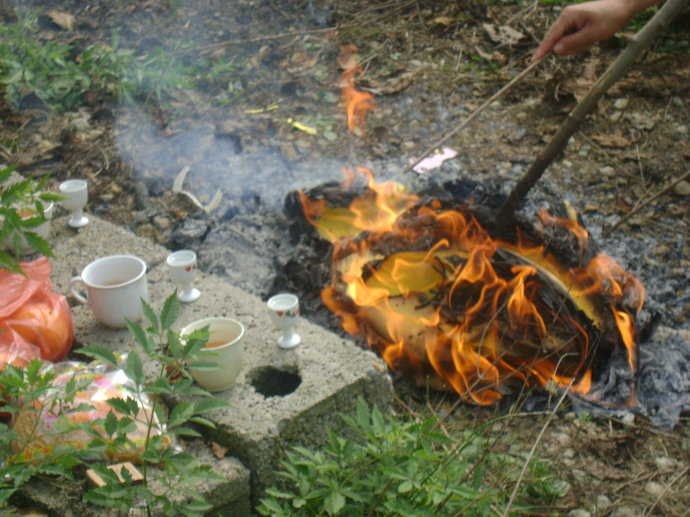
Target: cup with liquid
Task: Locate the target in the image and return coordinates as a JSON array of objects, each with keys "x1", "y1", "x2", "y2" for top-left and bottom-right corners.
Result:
[
  {"x1": 180, "y1": 316, "x2": 245, "y2": 392},
  {"x1": 69, "y1": 255, "x2": 148, "y2": 328}
]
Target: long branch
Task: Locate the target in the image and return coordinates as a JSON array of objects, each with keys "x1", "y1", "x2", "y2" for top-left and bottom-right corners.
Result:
[{"x1": 491, "y1": 0, "x2": 690, "y2": 227}]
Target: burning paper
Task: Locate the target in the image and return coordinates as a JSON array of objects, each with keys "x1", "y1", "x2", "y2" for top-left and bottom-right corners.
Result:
[{"x1": 300, "y1": 169, "x2": 644, "y2": 406}]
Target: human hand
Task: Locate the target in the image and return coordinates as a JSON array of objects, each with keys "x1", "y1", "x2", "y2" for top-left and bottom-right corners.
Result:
[{"x1": 531, "y1": 0, "x2": 654, "y2": 62}]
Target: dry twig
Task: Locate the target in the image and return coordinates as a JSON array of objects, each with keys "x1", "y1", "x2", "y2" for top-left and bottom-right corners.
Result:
[
  {"x1": 602, "y1": 169, "x2": 690, "y2": 238},
  {"x1": 643, "y1": 466, "x2": 690, "y2": 517}
]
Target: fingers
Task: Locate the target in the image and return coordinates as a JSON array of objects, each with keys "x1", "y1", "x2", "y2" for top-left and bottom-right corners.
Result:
[
  {"x1": 550, "y1": 28, "x2": 599, "y2": 55},
  {"x1": 531, "y1": 15, "x2": 577, "y2": 62}
]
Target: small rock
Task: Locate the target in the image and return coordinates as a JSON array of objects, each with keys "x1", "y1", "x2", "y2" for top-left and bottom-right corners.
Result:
[
  {"x1": 621, "y1": 412, "x2": 635, "y2": 425},
  {"x1": 563, "y1": 448, "x2": 576, "y2": 459},
  {"x1": 568, "y1": 509, "x2": 591, "y2": 517},
  {"x1": 552, "y1": 431, "x2": 570, "y2": 446},
  {"x1": 571, "y1": 469, "x2": 588, "y2": 484},
  {"x1": 596, "y1": 495, "x2": 612, "y2": 512},
  {"x1": 509, "y1": 128, "x2": 527, "y2": 142},
  {"x1": 599, "y1": 165, "x2": 616, "y2": 178},
  {"x1": 613, "y1": 98, "x2": 629, "y2": 110},
  {"x1": 644, "y1": 481, "x2": 665, "y2": 498},
  {"x1": 655, "y1": 456, "x2": 677, "y2": 470},
  {"x1": 69, "y1": 117, "x2": 90, "y2": 132},
  {"x1": 627, "y1": 112, "x2": 656, "y2": 131},
  {"x1": 673, "y1": 124, "x2": 689, "y2": 136},
  {"x1": 152, "y1": 214, "x2": 172, "y2": 231},
  {"x1": 672, "y1": 180, "x2": 690, "y2": 196}
]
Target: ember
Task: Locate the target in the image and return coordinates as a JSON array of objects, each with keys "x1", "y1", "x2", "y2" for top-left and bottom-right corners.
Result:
[{"x1": 299, "y1": 169, "x2": 645, "y2": 405}]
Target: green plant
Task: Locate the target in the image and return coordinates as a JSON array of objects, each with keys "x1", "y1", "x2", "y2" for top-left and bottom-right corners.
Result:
[
  {"x1": 257, "y1": 399, "x2": 565, "y2": 516},
  {"x1": 0, "y1": 11, "x2": 190, "y2": 111},
  {"x1": 0, "y1": 292, "x2": 230, "y2": 516},
  {"x1": 0, "y1": 10, "x2": 91, "y2": 110},
  {"x1": 0, "y1": 164, "x2": 60, "y2": 274}
]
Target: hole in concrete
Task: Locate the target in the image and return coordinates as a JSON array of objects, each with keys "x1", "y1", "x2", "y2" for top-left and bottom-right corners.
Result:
[{"x1": 248, "y1": 365, "x2": 301, "y2": 397}]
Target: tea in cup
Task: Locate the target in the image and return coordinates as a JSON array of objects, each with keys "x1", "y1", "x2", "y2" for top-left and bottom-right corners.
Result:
[
  {"x1": 180, "y1": 317, "x2": 245, "y2": 392},
  {"x1": 70, "y1": 255, "x2": 148, "y2": 328}
]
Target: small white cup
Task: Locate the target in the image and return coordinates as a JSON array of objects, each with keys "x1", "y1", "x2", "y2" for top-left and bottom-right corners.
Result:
[
  {"x1": 70, "y1": 255, "x2": 148, "y2": 328},
  {"x1": 59, "y1": 179, "x2": 89, "y2": 228},
  {"x1": 181, "y1": 317, "x2": 245, "y2": 392},
  {"x1": 166, "y1": 250, "x2": 201, "y2": 303},
  {"x1": 267, "y1": 293, "x2": 301, "y2": 349}
]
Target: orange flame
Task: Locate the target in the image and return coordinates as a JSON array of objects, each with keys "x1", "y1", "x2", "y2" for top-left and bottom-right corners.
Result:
[
  {"x1": 339, "y1": 45, "x2": 374, "y2": 136},
  {"x1": 302, "y1": 169, "x2": 643, "y2": 404}
]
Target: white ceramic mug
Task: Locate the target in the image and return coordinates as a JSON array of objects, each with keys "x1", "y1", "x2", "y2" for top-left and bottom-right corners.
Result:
[
  {"x1": 70, "y1": 255, "x2": 148, "y2": 328},
  {"x1": 181, "y1": 317, "x2": 245, "y2": 392}
]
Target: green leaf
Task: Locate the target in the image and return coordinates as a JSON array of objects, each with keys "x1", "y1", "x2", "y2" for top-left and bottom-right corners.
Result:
[
  {"x1": 398, "y1": 479, "x2": 413, "y2": 493},
  {"x1": 168, "y1": 329, "x2": 182, "y2": 358},
  {"x1": 0, "y1": 250, "x2": 24, "y2": 274},
  {"x1": 188, "y1": 416, "x2": 216, "y2": 428},
  {"x1": 167, "y1": 401, "x2": 195, "y2": 428},
  {"x1": 126, "y1": 319, "x2": 152, "y2": 353},
  {"x1": 0, "y1": 164, "x2": 17, "y2": 183},
  {"x1": 141, "y1": 298, "x2": 159, "y2": 333},
  {"x1": 159, "y1": 291, "x2": 179, "y2": 331},
  {"x1": 103, "y1": 410, "x2": 118, "y2": 437},
  {"x1": 194, "y1": 398, "x2": 230, "y2": 414},
  {"x1": 105, "y1": 397, "x2": 136, "y2": 417},
  {"x1": 173, "y1": 426, "x2": 202, "y2": 437},
  {"x1": 125, "y1": 351, "x2": 144, "y2": 388},
  {"x1": 79, "y1": 344, "x2": 120, "y2": 369},
  {"x1": 325, "y1": 490, "x2": 345, "y2": 515}
]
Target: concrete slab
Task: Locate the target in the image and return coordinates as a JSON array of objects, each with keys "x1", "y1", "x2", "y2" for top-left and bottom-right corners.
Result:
[{"x1": 44, "y1": 213, "x2": 394, "y2": 507}]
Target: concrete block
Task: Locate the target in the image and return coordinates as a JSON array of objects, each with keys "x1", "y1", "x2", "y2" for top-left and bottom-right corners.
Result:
[{"x1": 46, "y1": 214, "x2": 394, "y2": 507}]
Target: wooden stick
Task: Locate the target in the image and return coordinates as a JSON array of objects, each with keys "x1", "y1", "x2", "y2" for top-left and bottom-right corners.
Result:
[
  {"x1": 401, "y1": 55, "x2": 548, "y2": 175},
  {"x1": 602, "y1": 169, "x2": 690, "y2": 238},
  {"x1": 491, "y1": 0, "x2": 690, "y2": 228}
]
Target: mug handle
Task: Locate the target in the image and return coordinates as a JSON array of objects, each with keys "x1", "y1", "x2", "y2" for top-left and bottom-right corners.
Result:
[{"x1": 70, "y1": 275, "x2": 88, "y2": 304}]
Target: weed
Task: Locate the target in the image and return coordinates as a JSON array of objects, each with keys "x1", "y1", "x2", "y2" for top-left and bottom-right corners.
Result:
[
  {"x1": 0, "y1": 11, "x2": 193, "y2": 111},
  {"x1": 0, "y1": 164, "x2": 61, "y2": 273},
  {"x1": 0, "y1": 292, "x2": 229, "y2": 515},
  {"x1": 0, "y1": 10, "x2": 90, "y2": 111},
  {"x1": 257, "y1": 399, "x2": 565, "y2": 516}
]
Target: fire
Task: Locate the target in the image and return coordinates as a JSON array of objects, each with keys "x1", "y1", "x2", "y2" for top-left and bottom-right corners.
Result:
[
  {"x1": 301, "y1": 170, "x2": 644, "y2": 405},
  {"x1": 338, "y1": 46, "x2": 374, "y2": 136}
]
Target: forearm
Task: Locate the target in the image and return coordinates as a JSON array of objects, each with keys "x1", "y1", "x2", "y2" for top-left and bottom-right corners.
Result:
[{"x1": 619, "y1": 0, "x2": 660, "y2": 21}]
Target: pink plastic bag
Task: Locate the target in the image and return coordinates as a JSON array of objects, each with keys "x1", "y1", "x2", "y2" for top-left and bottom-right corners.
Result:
[{"x1": 0, "y1": 257, "x2": 73, "y2": 368}]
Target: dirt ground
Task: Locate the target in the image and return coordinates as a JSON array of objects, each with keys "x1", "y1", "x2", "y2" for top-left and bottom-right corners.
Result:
[{"x1": 1, "y1": 0, "x2": 689, "y2": 515}]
